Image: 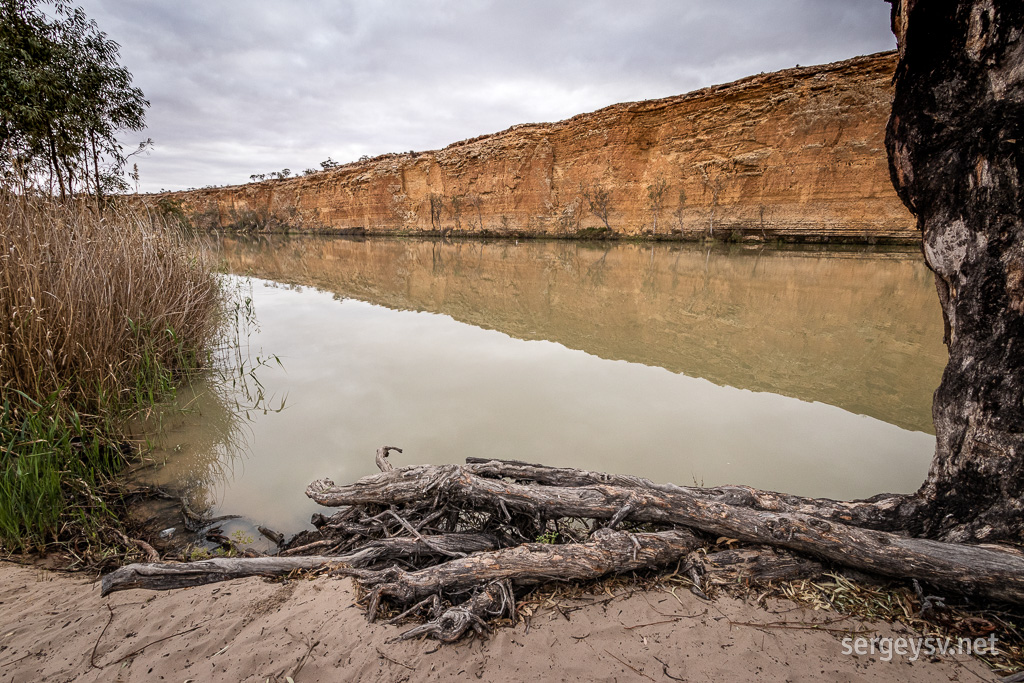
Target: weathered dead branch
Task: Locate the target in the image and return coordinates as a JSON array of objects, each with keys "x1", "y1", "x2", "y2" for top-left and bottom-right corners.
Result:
[
  {"x1": 307, "y1": 463, "x2": 1024, "y2": 604},
  {"x1": 340, "y1": 528, "x2": 702, "y2": 607},
  {"x1": 463, "y1": 457, "x2": 909, "y2": 530},
  {"x1": 101, "y1": 556, "x2": 342, "y2": 596},
  {"x1": 341, "y1": 528, "x2": 700, "y2": 641},
  {"x1": 375, "y1": 446, "x2": 403, "y2": 472},
  {"x1": 101, "y1": 532, "x2": 501, "y2": 595}
]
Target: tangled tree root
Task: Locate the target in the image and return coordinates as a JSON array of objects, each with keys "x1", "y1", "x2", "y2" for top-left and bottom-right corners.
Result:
[{"x1": 103, "y1": 456, "x2": 1024, "y2": 642}]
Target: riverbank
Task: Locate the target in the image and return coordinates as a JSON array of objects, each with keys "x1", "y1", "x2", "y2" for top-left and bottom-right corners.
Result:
[{"x1": 0, "y1": 562, "x2": 995, "y2": 682}]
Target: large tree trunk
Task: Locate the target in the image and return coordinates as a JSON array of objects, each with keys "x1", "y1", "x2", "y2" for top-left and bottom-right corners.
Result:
[{"x1": 886, "y1": 0, "x2": 1024, "y2": 542}]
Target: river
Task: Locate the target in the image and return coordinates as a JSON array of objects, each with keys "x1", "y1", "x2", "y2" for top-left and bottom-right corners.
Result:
[{"x1": 135, "y1": 236, "x2": 946, "y2": 542}]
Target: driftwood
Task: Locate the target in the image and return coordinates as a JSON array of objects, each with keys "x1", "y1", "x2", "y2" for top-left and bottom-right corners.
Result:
[
  {"x1": 307, "y1": 462, "x2": 1024, "y2": 604},
  {"x1": 462, "y1": 457, "x2": 908, "y2": 530},
  {"x1": 317, "y1": 532, "x2": 498, "y2": 565},
  {"x1": 392, "y1": 582, "x2": 512, "y2": 642},
  {"x1": 341, "y1": 528, "x2": 700, "y2": 641},
  {"x1": 105, "y1": 452, "x2": 1024, "y2": 641},
  {"x1": 101, "y1": 556, "x2": 342, "y2": 596},
  {"x1": 101, "y1": 533, "x2": 500, "y2": 596},
  {"x1": 365, "y1": 543, "x2": 822, "y2": 642},
  {"x1": 257, "y1": 525, "x2": 285, "y2": 546},
  {"x1": 342, "y1": 528, "x2": 702, "y2": 607}
]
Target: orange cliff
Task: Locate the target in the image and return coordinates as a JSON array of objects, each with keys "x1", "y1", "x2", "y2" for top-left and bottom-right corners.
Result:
[{"x1": 152, "y1": 51, "x2": 916, "y2": 242}]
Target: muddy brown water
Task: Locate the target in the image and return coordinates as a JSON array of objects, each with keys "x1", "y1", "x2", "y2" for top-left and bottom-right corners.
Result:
[{"x1": 135, "y1": 236, "x2": 946, "y2": 543}]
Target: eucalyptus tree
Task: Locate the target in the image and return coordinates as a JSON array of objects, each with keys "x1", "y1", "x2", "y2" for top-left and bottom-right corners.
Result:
[{"x1": 0, "y1": 0, "x2": 148, "y2": 201}]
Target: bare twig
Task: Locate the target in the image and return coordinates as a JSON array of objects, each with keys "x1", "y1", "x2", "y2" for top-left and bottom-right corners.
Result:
[
  {"x1": 375, "y1": 446, "x2": 403, "y2": 473},
  {"x1": 728, "y1": 619, "x2": 873, "y2": 635},
  {"x1": 376, "y1": 647, "x2": 415, "y2": 671},
  {"x1": 92, "y1": 614, "x2": 210, "y2": 668},
  {"x1": 386, "y1": 595, "x2": 441, "y2": 625},
  {"x1": 623, "y1": 615, "x2": 702, "y2": 630},
  {"x1": 90, "y1": 604, "x2": 115, "y2": 669},
  {"x1": 384, "y1": 509, "x2": 466, "y2": 558},
  {"x1": 601, "y1": 648, "x2": 655, "y2": 681},
  {"x1": 0, "y1": 651, "x2": 36, "y2": 670},
  {"x1": 653, "y1": 656, "x2": 686, "y2": 682}
]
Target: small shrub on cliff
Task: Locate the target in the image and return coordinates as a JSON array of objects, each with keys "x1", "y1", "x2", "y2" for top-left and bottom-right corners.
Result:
[{"x1": 582, "y1": 183, "x2": 613, "y2": 230}]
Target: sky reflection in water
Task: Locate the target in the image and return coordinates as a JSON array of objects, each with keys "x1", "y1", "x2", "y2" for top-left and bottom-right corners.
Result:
[{"x1": 148, "y1": 275, "x2": 935, "y2": 534}]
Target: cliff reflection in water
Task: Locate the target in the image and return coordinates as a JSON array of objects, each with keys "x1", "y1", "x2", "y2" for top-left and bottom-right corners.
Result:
[
  {"x1": 143, "y1": 236, "x2": 946, "y2": 532},
  {"x1": 216, "y1": 235, "x2": 945, "y2": 434}
]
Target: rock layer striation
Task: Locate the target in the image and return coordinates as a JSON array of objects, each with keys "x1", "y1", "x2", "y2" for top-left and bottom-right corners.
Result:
[{"x1": 158, "y1": 52, "x2": 914, "y2": 242}]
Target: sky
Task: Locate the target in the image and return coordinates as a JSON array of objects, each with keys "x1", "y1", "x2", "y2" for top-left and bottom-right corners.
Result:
[{"x1": 73, "y1": 0, "x2": 896, "y2": 193}]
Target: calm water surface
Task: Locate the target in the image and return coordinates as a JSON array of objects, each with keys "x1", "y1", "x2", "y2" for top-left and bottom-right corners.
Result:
[{"x1": 138, "y1": 236, "x2": 947, "y2": 537}]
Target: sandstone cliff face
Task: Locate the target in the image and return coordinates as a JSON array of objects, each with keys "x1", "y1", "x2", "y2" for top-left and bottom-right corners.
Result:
[{"x1": 162, "y1": 52, "x2": 914, "y2": 242}]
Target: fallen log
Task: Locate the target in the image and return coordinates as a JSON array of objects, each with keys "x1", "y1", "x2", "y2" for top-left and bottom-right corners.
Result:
[
  {"x1": 463, "y1": 457, "x2": 909, "y2": 531},
  {"x1": 379, "y1": 544, "x2": 825, "y2": 642},
  {"x1": 101, "y1": 556, "x2": 342, "y2": 596},
  {"x1": 340, "y1": 528, "x2": 702, "y2": 606},
  {"x1": 307, "y1": 464, "x2": 1024, "y2": 604},
  {"x1": 257, "y1": 525, "x2": 285, "y2": 546},
  {"x1": 101, "y1": 533, "x2": 500, "y2": 595},
  {"x1": 382, "y1": 545, "x2": 828, "y2": 641}
]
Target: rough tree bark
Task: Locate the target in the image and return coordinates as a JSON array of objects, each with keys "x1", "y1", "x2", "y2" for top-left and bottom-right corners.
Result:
[{"x1": 886, "y1": 0, "x2": 1024, "y2": 542}]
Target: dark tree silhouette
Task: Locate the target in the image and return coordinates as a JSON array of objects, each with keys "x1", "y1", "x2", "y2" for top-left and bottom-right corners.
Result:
[{"x1": 884, "y1": 0, "x2": 1024, "y2": 543}]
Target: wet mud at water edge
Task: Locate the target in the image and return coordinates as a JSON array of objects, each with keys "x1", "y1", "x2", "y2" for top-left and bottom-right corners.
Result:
[{"x1": 133, "y1": 236, "x2": 946, "y2": 543}]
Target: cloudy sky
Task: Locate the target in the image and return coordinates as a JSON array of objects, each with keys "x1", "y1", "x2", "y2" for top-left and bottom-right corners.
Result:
[{"x1": 74, "y1": 0, "x2": 895, "y2": 193}]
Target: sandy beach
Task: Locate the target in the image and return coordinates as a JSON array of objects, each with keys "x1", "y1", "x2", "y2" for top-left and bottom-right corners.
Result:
[{"x1": 0, "y1": 562, "x2": 997, "y2": 682}]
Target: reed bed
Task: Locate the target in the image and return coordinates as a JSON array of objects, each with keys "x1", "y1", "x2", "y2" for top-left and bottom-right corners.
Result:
[{"x1": 0, "y1": 191, "x2": 224, "y2": 552}]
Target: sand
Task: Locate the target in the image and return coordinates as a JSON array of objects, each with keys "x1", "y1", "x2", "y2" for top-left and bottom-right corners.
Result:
[{"x1": 0, "y1": 562, "x2": 997, "y2": 682}]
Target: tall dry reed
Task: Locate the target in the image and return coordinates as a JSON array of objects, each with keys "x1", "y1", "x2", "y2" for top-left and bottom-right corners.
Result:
[
  {"x1": 0, "y1": 191, "x2": 224, "y2": 551},
  {"x1": 0, "y1": 192, "x2": 223, "y2": 414}
]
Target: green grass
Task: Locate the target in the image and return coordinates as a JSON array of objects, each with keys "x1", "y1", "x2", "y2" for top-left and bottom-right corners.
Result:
[{"x1": 0, "y1": 392, "x2": 123, "y2": 550}]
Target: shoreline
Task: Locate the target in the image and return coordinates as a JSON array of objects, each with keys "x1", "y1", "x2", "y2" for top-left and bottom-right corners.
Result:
[
  {"x1": 0, "y1": 562, "x2": 995, "y2": 682},
  {"x1": 205, "y1": 226, "x2": 924, "y2": 246}
]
